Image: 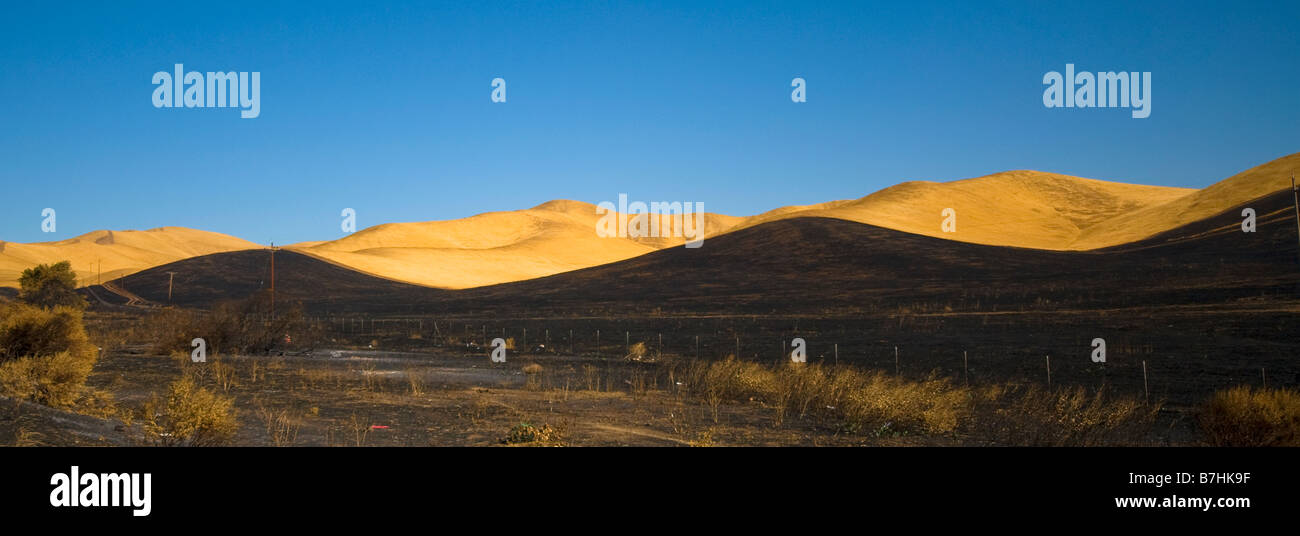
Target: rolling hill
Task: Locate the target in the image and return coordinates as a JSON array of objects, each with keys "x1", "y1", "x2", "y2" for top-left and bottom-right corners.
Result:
[
  {"x1": 0, "y1": 227, "x2": 260, "y2": 289},
  {"x1": 735, "y1": 170, "x2": 1196, "y2": 250},
  {"x1": 283, "y1": 152, "x2": 1298, "y2": 288},
  {"x1": 15, "y1": 153, "x2": 1300, "y2": 293},
  {"x1": 292, "y1": 199, "x2": 740, "y2": 289},
  {"x1": 99, "y1": 187, "x2": 1300, "y2": 316}
]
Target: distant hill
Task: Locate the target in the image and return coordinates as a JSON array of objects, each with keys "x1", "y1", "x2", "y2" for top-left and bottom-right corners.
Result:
[
  {"x1": 286, "y1": 153, "x2": 1299, "y2": 288},
  {"x1": 0, "y1": 227, "x2": 260, "y2": 288},
  {"x1": 101, "y1": 188, "x2": 1300, "y2": 316},
  {"x1": 293, "y1": 199, "x2": 739, "y2": 289},
  {"x1": 21, "y1": 152, "x2": 1300, "y2": 293},
  {"x1": 1071, "y1": 152, "x2": 1300, "y2": 249},
  {"x1": 735, "y1": 170, "x2": 1195, "y2": 250}
]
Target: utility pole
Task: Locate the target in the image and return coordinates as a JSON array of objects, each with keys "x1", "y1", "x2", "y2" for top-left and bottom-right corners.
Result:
[
  {"x1": 165, "y1": 272, "x2": 177, "y2": 303},
  {"x1": 269, "y1": 242, "x2": 276, "y2": 319},
  {"x1": 1292, "y1": 174, "x2": 1300, "y2": 262}
]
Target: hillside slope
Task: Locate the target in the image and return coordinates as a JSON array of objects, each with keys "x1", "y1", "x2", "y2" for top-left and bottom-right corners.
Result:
[{"x1": 0, "y1": 227, "x2": 260, "y2": 288}]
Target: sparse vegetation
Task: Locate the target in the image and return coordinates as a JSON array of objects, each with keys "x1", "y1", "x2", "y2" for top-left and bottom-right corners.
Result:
[
  {"x1": 673, "y1": 358, "x2": 1159, "y2": 444},
  {"x1": 679, "y1": 359, "x2": 967, "y2": 435},
  {"x1": 405, "y1": 367, "x2": 426, "y2": 396},
  {"x1": 144, "y1": 291, "x2": 315, "y2": 356},
  {"x1": 253, "y1": 399, "x2": 301, "y2": 447},
  {"x1": 968, "y1": 384, "x2": 1161, "y2": 446},
  {"x1": 1199, "y1": 386, "x2": 1300, "y2": 447}
]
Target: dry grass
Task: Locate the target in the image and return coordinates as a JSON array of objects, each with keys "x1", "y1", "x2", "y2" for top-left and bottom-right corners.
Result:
[
  {"x1": 679, "y1": 359, "x2": 966, "y2": 435},
  {"x1": 674, "y1": 358, "x2": 1159, "y2": 444},
  {"x1": 405, "y1": 367, "x2": 426, "y2": 396},
  {"x1": 1199, "y1": 386, "x2": 1300, "y2": 447},
  {"x1": 967, "y1": 384, "x2": 1161, "y2": 446},
  {"x1": 253, "y1": 399, "x2": 301, "y2": 447}
]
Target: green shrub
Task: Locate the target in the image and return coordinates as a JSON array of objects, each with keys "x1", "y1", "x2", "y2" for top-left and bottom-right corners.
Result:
[
  {"x1": 18, "y1": 261, "x2": 86, "y2": 310},
  {"x1": 1200, "y1": 386, "x2": 1300, "y2": 447}
]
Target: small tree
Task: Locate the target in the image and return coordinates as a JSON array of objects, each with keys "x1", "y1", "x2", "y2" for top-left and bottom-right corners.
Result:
[{"x1": 18, "y1": 261, "x2": 86, "y2": 310}]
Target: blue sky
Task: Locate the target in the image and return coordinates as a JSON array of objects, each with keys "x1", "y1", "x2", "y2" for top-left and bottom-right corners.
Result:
[{"x1": 2, "y1": 0, "x2": 1298, "y2": 245}]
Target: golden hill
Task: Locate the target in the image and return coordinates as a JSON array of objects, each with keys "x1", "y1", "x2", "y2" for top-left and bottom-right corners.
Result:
[
  {"x1": 4, "y1": 152, "x2": 1292, "y2": 292},
  {"x1": 1070, "y1": 152, "x2": 1300, "y2": 249},
  {"x1": 735, "y1": 170, "x2": 1196, "y2": 250},
  {"x1": 0, "y1": 227, "x2": 260, "y2": 288},
  {"x1": 294, "y1": 200, "x2": 740, "y2": 289},
  {"x1": 291, "y1": 171, "x2": 1182, "y2": 288},
  {"x1": 291, "y1": 152, "x2": 1298, "y2": 288}
]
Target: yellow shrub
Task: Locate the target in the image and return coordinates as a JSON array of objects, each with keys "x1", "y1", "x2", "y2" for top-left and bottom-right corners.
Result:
[
  {"x1": 0, "y1": 304, "x2": 97, "y2": 408},
  {"x1": 1200, "y1": 386, "x2": 1300, "y2": 447},
  {"x1": 152, "y1": 377, "x2": 238, "y2": 446}
]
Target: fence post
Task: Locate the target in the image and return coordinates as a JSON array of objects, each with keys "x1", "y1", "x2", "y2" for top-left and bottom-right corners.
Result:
[
  {"x1": 963, "y1": 350, "x2": 969, "y2": 387},
  {"x1": 1142, "y1": 360, "x2": 1149, "y2": 403}
]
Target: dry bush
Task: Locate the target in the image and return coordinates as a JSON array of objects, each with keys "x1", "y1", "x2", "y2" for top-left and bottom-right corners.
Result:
[
  {"x1": 836, "y1": 370, "x2": 967, "y2": 436},
  {"x1": 144, "y1": 291, "x2": 317, "y2": 357},
  {"x1": 502, "y1": 422, "x2": 562, "y2": 445},
  {"x1": 522, "y1": 363, "x2": 543, "y2": 390},
  {"x1": 0, "y1": 303, "x2": 98, "y2": 408},
  {"x1": 626, "y1": 341, "x2": 648, "y2": 359},
  {"x1": 969, "y1": 384, "x2": 1160, "y2": 446},
  {"x1": 1199, "y1": 386, "x2": 1300, "y2": 447},
  {"x1": 682, "y1": 357, "x2": 778, "y2": 402},
  {"x1": 143, "y1": 376, "x2": 238, "y2": 446}
]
